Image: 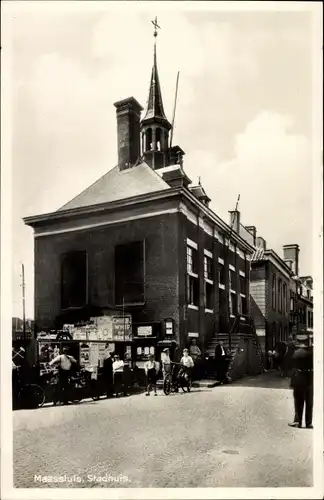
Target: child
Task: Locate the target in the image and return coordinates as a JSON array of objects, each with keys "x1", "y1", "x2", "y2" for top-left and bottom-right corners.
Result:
[{"x1": 144, "y1": 354, "x2": 159, "y2": 396}]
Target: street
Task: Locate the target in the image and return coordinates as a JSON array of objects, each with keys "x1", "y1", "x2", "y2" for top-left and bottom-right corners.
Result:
[{"x1": 13, "y1": 373, "x2": 313, "y2": 488}]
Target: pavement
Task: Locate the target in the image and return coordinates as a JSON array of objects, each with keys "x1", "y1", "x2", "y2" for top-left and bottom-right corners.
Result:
[{"x1": 13, "y1": 372, "x2": 313, "y2": 488}]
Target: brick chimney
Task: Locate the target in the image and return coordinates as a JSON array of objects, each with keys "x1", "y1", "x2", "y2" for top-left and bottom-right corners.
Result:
[
  {"x1": 246, "y1": 226, "x2": 257, "y2": 245},
  {"x1": 114, "y1": 97, "x2": 143, "y2": 170},
  {"x1": 283, "y1": 244, "x2": 300, "y2": 276},
  {"x1": 229, "y1": 210, "x2": 241, "y2": 234},
  {"x1": 256, "y1": 236, "x2": 266, "y2": 250}
]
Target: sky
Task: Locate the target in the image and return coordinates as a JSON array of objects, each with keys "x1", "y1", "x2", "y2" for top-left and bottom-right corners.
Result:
[{"x1": 4, "y1": 2, "x2": 318, "y2": 319}]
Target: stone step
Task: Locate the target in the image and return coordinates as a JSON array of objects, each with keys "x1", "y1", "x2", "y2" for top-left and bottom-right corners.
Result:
[{"x1": 192, "y1": 379, "x2": 219, "y2": 388}]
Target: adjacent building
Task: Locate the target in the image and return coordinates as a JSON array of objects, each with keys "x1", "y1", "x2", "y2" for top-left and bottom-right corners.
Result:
[
  {"x1": 296, "y1": 276, "x2": 313, "y2": 345},
  {"x1": 230, "y1": 221, "x2": 313, "y2": 357}
]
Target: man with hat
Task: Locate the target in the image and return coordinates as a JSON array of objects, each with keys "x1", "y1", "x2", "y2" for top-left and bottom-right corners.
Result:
[{"x1": 288, "y1": 334, "x2": 313, "y2": 429}]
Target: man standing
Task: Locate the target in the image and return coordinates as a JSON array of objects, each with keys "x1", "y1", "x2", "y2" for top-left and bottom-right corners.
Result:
[
  {"x1": 103, "y1": 348, "x2": 113, "y2": 398},
  {"x1": 189, "y1": 339, "x2": 201, "y2": 380},
  {"x1": 288, "y1": 335, "x2": 313, "y2": 429},
  {"x1": 215, "y1": 341, "x2": 228, "y2": 384},
  {"x1": 112, "y1": 354, "x2": 124, "y2": 397},
  {"x1": 49, "y1": 347, "x2": 77, "y2": 405}
]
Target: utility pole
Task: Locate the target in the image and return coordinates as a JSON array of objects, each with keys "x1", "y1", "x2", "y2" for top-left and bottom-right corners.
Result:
[
  {"x1": 21, "y1": 263, "x2": 26, "y2": 341},
  {"x1": 123, "y1": 295, "x2": 125, "y2": 345}
]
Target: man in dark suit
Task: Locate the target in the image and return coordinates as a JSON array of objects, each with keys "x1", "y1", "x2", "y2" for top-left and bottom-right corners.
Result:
[
  {"x1": 103, "y1": 349, "x2": 114, "y2": 398},
  {"x1": 288, "y1": 336, "x2": 313, "y2": 429},
  {"x1": 215, "y1": 341, "x2": 228, "y2": 384}
]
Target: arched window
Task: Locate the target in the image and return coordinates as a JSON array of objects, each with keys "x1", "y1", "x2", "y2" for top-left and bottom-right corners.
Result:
[
  {"x1": 156, "y1": 128, "x2": 162, "y2": 151},
  {"x1": 145, "y1": 128, "x2": 152, "y2": 151}
]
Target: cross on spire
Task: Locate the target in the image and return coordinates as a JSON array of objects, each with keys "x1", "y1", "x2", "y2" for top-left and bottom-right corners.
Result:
[{"x1": 151, "y1": 16, "x2": 161, "y2": 38}]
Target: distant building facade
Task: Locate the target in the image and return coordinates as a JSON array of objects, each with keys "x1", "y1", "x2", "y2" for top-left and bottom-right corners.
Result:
[
  {"x1": 296, "y1": 276, "x2": 313, "y2": 345},
  {"x1": 230, "y1": 218, "x2": 313, "y2": 354}
]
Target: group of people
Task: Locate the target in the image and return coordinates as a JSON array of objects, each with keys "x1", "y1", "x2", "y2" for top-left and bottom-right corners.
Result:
[
  {"x1": 143, "y1": 346, "x2": 195, "y2": 396},
  {"x1": 47, "y1": 347, "x2": 133, "y2": 404}
]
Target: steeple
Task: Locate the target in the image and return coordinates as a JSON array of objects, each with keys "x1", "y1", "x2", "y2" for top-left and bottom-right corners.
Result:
[{"x1": 141, "y1": 17, "x2": 172, "y2": 170}]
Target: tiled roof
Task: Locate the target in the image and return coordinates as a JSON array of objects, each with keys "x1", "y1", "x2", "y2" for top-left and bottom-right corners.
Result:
[
  {"x1": 58, "y1": 162, "x2": 170, "y2": 212},
  {"x1": 251, "y1": 247, "x2": 265, "y2": 261}
]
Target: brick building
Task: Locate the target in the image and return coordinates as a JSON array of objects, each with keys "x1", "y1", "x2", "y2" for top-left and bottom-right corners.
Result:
[
  {"x1": 296, "y1": 276, "x2": 313, "y2": 345},
  {"x1": 232, "y1": 224, "x2": 313, "y2": 356},
  {"x1": 24, "y1": 37, "x2": 258, "y2": 371}
]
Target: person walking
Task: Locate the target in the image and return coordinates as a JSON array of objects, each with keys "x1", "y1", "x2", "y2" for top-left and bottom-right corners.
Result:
[
  {"x1": 288, "y1": 335, "x2": 313, "y2": 429},
  {"x1": 144, "y1": 354, "x2": 159, "y2": 396},
  {"x1": 49, "y1": 347, "x2": 77, "y2": 405},
  {"x1": 215, "y1": 341, "x2": 228, "y2": 384}
]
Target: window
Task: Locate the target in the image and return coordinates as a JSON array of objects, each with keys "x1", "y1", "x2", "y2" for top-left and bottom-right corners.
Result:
[
  {"x1": 204, "y1": 255, "x2": 213, "y2": 280},
  {"x1": 229, "y1": 268, "x2": 236, "y2": 291},
  {"x1": 307, "y1": 289, "x2": 310, "y2": 300},
  {"x1": 188, "y1": 275, "x2": 199, "y2": 306},
  {"x1": 219, "y1": 262, "x2": 226, "y2": 286},
  {"x1": 187, "y1": 245, "x2": 198, "y2": 275},
  {"x1": 239, "y1": 275, "x2": 246, "y2": 296},
  {"x1": 204, "y1": 254, "x2": 213, "y2": 310},
  {"x1": 278, "y1": 279, "x2": 282, "y2": 312},
  {"x1": 187, "y1": 244, "x2": 199, "y2": 307},
  {"x1": 205, "y1": 282, "x2": 213, "y2": 310},
  {"x1": 115, "y1": 241, "x2": 145, "y2": 305},
  {"x1": 272, "y1": 275, "x2": 276, "y2": 310},
  {"x1": 283, "y1": 283, "x2": 287, "y2": 314},
  {"x1": 61, "y1": 251, "x2": 87, "y2": 309},
  {"x1": 278, "y1": 323, "x2": 283, "y2": 341},
  {"x1": 290, "y1": 291, "x2": 295, "y2": 312},
  {"x1": 240, "y1": 295, "x2": 248, "y2": 315},
  {"x1": 230, "y1": 292, "x2": 237, "y2": 315}
]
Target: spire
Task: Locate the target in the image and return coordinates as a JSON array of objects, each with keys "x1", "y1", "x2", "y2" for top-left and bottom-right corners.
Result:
[{"x1": 142, "y1": 17, "x2": 171, "y2": 126}]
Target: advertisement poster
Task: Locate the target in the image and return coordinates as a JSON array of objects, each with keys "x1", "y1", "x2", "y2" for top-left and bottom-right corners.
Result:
[
  {"x1": 89, "y1": 343, "x2": 99, "y2": 367},
  {"x1": 112, "y1": 316, "x2": 132, "y2": 341},
  {"x1": 97, "y1": 327, "x2": 112, "y2": 342},
  {"x1": 137, "y1": 326, "x2": 152, "y2": 337},
  {"x1": 38, "y1": 342, "x2": 60, "y2": 363},
  {"x1": 80, "y1": 343, "x2": 90, "y2": 366}
]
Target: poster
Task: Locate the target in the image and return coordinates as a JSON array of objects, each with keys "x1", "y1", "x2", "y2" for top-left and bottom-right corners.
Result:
[
  {"x1": 89, "y1": 343, "x2": 99, "y2": 367},
  {"x1": 80, "y1": 343, "x2": 90, "y2": 366},
  {"x1": 112, "y1": 316, "x2": 132, "y2": 341},
  {"x1": 38, "y1": 342, "x2": 60, "y2": 363},
  {"x1": 98, "y1": 343, "x2": 106, "y2": 367},
  {"x1": 137, "y1": 326, "x2": 152, "y2": 337}
]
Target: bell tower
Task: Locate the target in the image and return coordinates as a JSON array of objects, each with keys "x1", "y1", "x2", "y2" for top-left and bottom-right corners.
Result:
[{"x1": 141, "y1": 17, "x2": 172, "y2": 170}]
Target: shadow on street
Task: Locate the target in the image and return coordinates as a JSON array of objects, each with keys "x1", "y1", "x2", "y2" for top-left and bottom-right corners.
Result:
[{"x1": 230, "y1": 371, "x2": 291, "y2": 390}]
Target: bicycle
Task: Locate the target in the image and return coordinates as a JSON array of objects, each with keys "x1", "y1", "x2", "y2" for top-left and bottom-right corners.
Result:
[
  {"x1": 17, "y1": 382, "x2": 46, "y2": 409},
  {"x1": 163, "y1": 362, "x2": 192, "y2": 395}
]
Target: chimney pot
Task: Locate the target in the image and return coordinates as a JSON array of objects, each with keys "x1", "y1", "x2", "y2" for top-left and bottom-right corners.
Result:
[
  {"x1": 283, "y1": 244, "x2": 300, "y2": 276},
  {"x1": 114, "y1": 97, "x2": 143, "y2": 170},
  {"x1": 229, "y1": 210, "x2": 241, "y2": 234},
  {"x1": 245, "y1": 226, "x2": 257, "y2": 245}
]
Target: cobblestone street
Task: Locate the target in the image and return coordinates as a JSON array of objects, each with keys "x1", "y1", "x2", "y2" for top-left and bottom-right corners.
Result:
[{"x1": 13, "y1": 374, "x2": 313, "y2": 488}]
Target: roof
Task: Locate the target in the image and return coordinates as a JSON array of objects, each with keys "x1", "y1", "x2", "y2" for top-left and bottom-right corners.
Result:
[
  {"x1": 251, "y1": 247, "x2": 265, "y2": 261},
  {"x1": 252, "y1": 247, "x2": 294, "y2": 277},
  {"x1": 58, "y1": 162, "x2": 170, "y2": 212},
  {"x1": 141, "y1": 46, "x2": 171, "y2": 128}
]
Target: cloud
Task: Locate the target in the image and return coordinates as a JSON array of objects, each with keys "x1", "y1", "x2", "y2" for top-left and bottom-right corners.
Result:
[{"x1": 185, "y1": 111, "x2": 312, "y2": 271}]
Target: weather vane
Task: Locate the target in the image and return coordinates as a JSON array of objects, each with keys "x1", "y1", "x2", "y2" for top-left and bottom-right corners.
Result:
[{"x1": 151, "y1": 16, "x2": 161, "y2": 38}]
